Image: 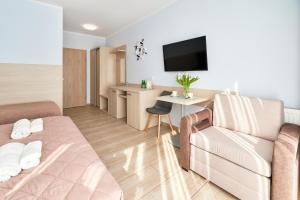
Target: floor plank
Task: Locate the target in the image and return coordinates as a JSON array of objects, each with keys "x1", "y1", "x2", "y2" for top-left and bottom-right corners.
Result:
[{"x1": 64, "y1": 106, "x2": 238, "y2": 200}]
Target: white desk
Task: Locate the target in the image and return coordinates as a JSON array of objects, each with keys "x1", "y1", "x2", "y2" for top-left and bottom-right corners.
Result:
[
  {"x1": 156, "y1": 95, "x2": 209, "y2": 148},
  {"x1": 156, "y1": 96, "x2": 208, "y2": 106}
]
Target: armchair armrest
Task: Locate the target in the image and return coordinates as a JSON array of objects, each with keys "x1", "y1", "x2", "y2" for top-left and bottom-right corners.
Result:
[
  {"x1": 180, "y1": 108, "x2": 212, "y2": 170},
  {"x1": 272, "y1": 123, "x2": 300, "y2": 200}
]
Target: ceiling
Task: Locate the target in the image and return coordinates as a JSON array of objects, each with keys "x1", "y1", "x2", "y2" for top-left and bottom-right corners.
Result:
[{"x1": 37, "y1": 0, "x2": 177, "y2": 37}]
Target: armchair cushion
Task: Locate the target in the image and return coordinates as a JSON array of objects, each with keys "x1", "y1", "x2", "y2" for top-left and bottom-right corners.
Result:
[
  {"x1": 272, "y1": 123, "x2": 300, "y2": 200},
  {"x1": 213, "y1": 94, "x2": 284, "y2": 141},
  {"x1": 190, "y1": 126, "x2": 274, "y2": 177}
]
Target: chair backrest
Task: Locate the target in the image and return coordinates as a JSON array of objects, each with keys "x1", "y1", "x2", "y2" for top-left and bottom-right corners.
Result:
[
  {"x1": 155, "y1": 91, "x2": 173, "y2": 112},
  {"x1": 213, "y1": 94, "x2": 284, "y2": 141}
]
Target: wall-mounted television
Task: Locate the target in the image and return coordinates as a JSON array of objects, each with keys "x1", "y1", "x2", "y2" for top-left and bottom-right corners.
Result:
[{"x1": 163, "y1": 36, "x2": 208, "y2": 71}]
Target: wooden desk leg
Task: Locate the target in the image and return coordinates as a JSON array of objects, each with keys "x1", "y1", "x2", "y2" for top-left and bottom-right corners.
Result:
[
  {"x1": 166, "y1": 114, "x2": 175, "y2": 135},
  {"x1": 177, "y1": 104, "x2": 185, "y2": 133},
  {"x1": 157, "y1": 114, "x2": 161, "y2": 139}
]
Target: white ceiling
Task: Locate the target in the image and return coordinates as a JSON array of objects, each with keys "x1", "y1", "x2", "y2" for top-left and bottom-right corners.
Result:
[{"x1": 37, "y1": 0, "x2": 177, "y2": 37}]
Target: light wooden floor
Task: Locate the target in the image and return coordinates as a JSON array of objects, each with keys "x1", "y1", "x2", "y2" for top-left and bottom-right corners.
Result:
[{"x1": 64, "y1": 106, "x2": 237, "y2": 200}]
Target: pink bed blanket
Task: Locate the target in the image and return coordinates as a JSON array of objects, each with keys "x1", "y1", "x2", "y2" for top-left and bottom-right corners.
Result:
[{"x1": 0, "y1": 116, "x2": 123, "y2": 200}]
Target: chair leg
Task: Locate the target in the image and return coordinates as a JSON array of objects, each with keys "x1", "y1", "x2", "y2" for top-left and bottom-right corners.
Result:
[
  {"x1": 157, "y1": 114, "x2": 161, "y2": 139},
  {"x1": 166, "y1": 114, "x2": 175, "y2": 134},
  {"x1": 144, "y1": 114, "x2": 153, "y2": 133}
]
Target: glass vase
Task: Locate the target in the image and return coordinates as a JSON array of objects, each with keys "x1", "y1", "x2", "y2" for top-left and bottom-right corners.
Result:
[{"x1": 183, "y1": 88, "x2": 190, "y2": 99}]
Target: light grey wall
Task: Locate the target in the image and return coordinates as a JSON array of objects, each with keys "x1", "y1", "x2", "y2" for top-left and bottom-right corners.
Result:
[
  {"x1": 64, "y1": 31, "x2": 106, "y2": 50},
  {"x1": 0, "y1": 0, "x2": 63, "y2": 65},
  {"x1": 107, "y1": 0, "x2": 300, "y2": 115},
  {"x1": 63, "y1": 31, "x2": 106, "y2": 104}
]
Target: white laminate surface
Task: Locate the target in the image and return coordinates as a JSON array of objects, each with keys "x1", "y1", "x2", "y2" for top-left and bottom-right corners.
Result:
[
  {"x1": 110, "y1": 86, "x2": 157, "y2": 93},
  {"x1": 156, "y1": 95, "x2": 209, "y2": 105}
]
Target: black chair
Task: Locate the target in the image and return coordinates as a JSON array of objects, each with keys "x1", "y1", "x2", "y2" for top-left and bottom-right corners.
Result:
[{"x1": 144, "y1": 91, "x2": 174, "y2": 139}]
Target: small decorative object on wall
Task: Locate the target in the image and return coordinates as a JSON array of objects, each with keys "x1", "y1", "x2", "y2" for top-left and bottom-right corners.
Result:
[
  {"x1": 176, "y1": 73, "x2": 199, "y2": 99},
  {"x1": 134, "y1": 39, "x2": 147, "y2": 60}
]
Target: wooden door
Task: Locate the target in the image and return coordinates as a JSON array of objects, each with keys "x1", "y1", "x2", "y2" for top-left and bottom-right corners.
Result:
[
  {"x1": 90, "y1": 48, "x2": 100, "y2": 106},
  {"x1": 63, "y1": 48, "x2": 86, "y2": 108},
  {"x1": 96, "y1": 49, "x2": 100, "y2": 107}
]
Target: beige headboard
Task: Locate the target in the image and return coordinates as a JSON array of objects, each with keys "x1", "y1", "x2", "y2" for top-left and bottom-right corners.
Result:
[{"x1": 0, "y1": 63, "x2": 63, "y2": 109}]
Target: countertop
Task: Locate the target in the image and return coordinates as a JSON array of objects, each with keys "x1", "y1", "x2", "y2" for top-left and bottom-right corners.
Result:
[
  {"x1": 156, "y1": 95, "x2": 209, "y2": 105},
  {"x1": 110, "y1": 85, "x2": 158, "y2": 93}
]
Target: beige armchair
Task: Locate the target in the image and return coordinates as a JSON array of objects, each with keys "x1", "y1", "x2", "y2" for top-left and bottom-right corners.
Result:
[{"x1": 180, "y1": 94, "x2": 299, "y2": 200}]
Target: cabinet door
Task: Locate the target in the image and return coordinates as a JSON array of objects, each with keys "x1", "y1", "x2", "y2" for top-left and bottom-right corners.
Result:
[
  {"x1": 127, "y1": 92, "x2": 139, "y2": 129},
  {"x1": 108, "y1": 89, "x2": 117, "y2": 117},
  {"x1": 99, "y1": 47, "x2": 116, "y2": 98},
  {"x1": 108, "y1": 89, "x2": 113, "y2": 115},
  {"x1": 116, "y1": 94, "x2": 127, "y2": 119}
]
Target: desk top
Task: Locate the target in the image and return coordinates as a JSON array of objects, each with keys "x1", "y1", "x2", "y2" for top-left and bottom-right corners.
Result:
[
  {"x1": 156, "y1": 95, "x2": 209, "y2": 106},
  {"x1": 110, "y1": 86, "x2": 158, "y2": 93}
]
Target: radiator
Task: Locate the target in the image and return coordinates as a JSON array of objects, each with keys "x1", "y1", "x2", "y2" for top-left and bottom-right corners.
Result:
[{"x1": 284, "y1": 108, "x2": 300, "y2": 125}]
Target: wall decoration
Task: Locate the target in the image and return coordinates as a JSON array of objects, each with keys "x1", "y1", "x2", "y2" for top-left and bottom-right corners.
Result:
[{"x1": 134, "y1": 39, "x2": 147, "y2": 60}]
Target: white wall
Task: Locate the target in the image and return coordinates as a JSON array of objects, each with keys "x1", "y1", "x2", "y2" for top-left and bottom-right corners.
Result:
[
  {"x1": 107, "y1": 0, "x2": 300, "y2": 122},
  {"x1": 0, "y1": 0, "x2": 62, "y2": 65},
  {"x1": 64, "y1": 31, "x2": 106, "y2": 50},
  {"x1": 63, "y1": 31, "x2": 106, "y2": 104}
]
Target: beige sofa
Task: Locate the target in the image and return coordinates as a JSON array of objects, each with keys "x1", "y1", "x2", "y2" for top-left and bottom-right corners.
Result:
[{"x1": 180, "y1": 94, "x2": 299, "y2": 200}]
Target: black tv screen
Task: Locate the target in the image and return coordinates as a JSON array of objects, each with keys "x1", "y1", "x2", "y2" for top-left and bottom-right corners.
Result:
[{"x1": 163, "y1": 36, "x2": 208, "y2": 71}]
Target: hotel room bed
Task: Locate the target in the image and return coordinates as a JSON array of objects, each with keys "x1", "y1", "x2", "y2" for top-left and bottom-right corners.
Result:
[{"x1": 0, "y1": 102, "x2": 123, "y2": 200}]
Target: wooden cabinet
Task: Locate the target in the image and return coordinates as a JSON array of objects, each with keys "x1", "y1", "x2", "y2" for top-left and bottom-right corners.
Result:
[
  {"x1": 90, "y1": 46, "x2": 117, "y2": 111},
  {"x1": 108, "y1": 88, "x2": 127, "y2": 119},
  {"x1": 126, "y1": 91, "x2": 139, "y2": 128},
  {"x1": 108, "y1": 86, "x2": 161, "y2": 130},
  {"x1": 139, "y1": 91, "x2": 160, "y2": 129},
  {"x1": 99, "y1": 47, "x2": 116, "y2": 99},
  {"x1": 90, "y1": 45, "x2": 126, "y2": 111},
  {"x1": 108, "y1": 89, "x2": 117, "y2": 116}
]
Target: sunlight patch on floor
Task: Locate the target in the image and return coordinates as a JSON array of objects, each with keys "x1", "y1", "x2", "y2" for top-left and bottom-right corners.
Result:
[{"x1": 64, "y1": 106, "x2": 239, "y2": 200}]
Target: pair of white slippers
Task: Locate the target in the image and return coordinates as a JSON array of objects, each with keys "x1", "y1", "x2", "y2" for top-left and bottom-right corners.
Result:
[
  {"x1": 0, "y1": 141, "x2": 43, "y2": 182},
  {"x1": 11, "y1": 118, "x2": 44, "y2": 140}
]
